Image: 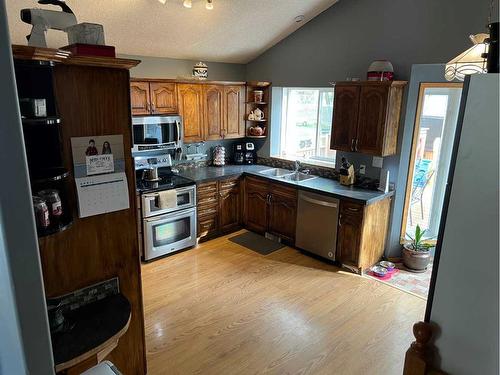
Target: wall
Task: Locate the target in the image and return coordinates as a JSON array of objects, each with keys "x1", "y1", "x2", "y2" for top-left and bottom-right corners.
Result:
[
  {"x1": 0, "y1": 0, "x2": 55, "y2": 373},
  {"x1": 246, "y1": 0, "x2": 495, "y2": 256},
  {"x1": 121, "y1": 54, "x2": 246, "y2": 82},
  {"x1": 428, "y1": 74, "x2": 499, "y2": 375}
]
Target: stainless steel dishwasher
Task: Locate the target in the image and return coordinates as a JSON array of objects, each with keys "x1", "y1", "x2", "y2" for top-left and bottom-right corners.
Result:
[{"x1": 295, "y1": 191, "x2": 339, "y2": 260}]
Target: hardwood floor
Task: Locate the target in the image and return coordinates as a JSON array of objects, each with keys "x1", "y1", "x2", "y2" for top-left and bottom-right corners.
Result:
[{"x1": 141, "y1": 230, "x2": 425, "y2": 375}]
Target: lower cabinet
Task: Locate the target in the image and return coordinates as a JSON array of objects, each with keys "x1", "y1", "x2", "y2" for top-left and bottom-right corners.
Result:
[
  {"x1": 337, "y1": 198, "x2": 392, "y2": 273},
  {"x1": 197, "y1": 177, "x2": 241, "y2": 240},
  {"x1": 243, "y1": 176, "x2": 298, "y2": 243}
]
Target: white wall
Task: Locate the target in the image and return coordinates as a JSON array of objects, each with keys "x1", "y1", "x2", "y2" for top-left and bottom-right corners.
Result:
[
  {"x1": 429, "y1": 74, "x2": 499, "y2": 374},
  {"x1": 0, "y1": 0, "x2": 54, "y2": 373}
]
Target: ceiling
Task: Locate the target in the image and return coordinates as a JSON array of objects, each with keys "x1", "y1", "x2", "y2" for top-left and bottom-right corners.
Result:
[{"x1": 6, "y1": 0, "x2": 338, "y2": 64}]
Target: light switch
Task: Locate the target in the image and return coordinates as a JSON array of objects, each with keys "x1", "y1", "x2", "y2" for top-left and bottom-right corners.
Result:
[{"x1": 372, "y1": 156, "x2": 383, "y2": 168}]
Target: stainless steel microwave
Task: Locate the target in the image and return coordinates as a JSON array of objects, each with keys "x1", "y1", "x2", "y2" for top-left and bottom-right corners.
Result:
[{"x1": 132, "y1": 115, "x2": 182, "y2": 154}]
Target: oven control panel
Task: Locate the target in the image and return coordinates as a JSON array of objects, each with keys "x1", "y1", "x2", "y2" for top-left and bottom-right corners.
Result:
[{"x1": 134, "y1": 154, "x2": 172, "y2": 170}]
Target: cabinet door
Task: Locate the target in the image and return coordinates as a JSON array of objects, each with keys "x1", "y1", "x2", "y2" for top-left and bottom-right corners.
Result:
[
  {"x1": 150, "y1": 82, "x2": 177, "y2": 114},
  {"x1": 178, "y1": 84, "x2": 203, "y2": 143},
  {"x1": 202, "y1": 85, "x2": 224, "y2": 140},
  {"x1": 130, "y1": 81, "x2": 151, "y2": 115},
  {"x1": 223, "y1": 85, "x2": 245, "y2": 139},
  {"x1": 244, "y1": 178, "x2": 269, "y2": 234},
  {"x1": 337, "y1": 202, "x2": 364, "y2": 267},
  {"x1": 355, "y1": 85, "x2": 389, "y2": 155},
  {"x1": 218, "y1": 179, "x2": 241, "y2": 233},
  {"x1": 198, "y1": 214, "x2": 218, "y2": 240},
  {"x1": 330, "y1": 85, "x2": 360, "y2": 152},
  {"x1": 268, "y1": 185, "x2": 297, "y2": 242}
]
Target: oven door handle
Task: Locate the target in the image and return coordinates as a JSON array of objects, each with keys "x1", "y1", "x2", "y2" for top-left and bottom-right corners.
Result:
[{"x1": 144, "y1": 207, "x2": 196, "y2": 224}]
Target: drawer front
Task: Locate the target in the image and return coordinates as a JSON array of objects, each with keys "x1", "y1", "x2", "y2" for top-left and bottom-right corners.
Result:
[
  {"x1": 245, "y1": 176, "x2": 269, "y2": 191},
  {"x1": 198, "y1": 194, "x2": 218, "y2": 207},
  {"x1": 197, "y1": 204, "x2": 218, "y2": 217},
  {"x1": 340, "y1": 200, "x2": 364, "y2": 217},
  {"x1": 219, "y1": 177, "x2": 240, "y2": 191},
  {"x1": 271, "y1": 183, "x2": 297, "y2": 199},
  {"x1": 197, "y1": 181, "x2": 218, "y2": 196},
  {"x1": 198, "y1": 214, "x2": 218, "y2": 239}
]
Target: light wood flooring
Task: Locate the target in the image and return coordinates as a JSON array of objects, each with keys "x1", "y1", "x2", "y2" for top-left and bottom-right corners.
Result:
[{"x1": 141, "y1": 230, "x2": 425, "y2": 375}]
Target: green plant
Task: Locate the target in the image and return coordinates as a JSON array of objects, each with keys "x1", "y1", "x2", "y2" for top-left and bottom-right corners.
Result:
[{"x1": 406, "y1": 225, "x2": 434, "y2": 252}]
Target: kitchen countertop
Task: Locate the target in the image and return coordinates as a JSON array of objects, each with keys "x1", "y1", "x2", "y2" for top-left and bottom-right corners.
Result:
[{"x1": 179, "y1": 164, "x2": 393, "y2": 205}]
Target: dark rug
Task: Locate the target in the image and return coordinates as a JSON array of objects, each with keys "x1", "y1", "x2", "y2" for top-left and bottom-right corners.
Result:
[{"x1": 229, "y1": 231, "x2": 285, "y2": 255}]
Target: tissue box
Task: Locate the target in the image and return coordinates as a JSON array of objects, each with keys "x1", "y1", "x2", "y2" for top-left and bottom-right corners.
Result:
[{"x1": 66, "y1": 23, "x2": 105, "y2": 45}]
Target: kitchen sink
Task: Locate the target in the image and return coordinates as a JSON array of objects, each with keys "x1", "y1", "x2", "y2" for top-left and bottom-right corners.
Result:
[
  {"x1": 281, "y1": 172, "x2": 318, "y2": 182},
  {"x1": 258, "y1": 168, "x2": 293, "y2": 177}
]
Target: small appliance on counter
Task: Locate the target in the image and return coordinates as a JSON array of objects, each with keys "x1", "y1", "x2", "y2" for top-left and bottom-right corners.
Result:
[
  {"x1": 134, "y1": 154, "x2": 197, "y2": 261},
  {"x1": 244, "y1": 142, "x2": 256, "y2": 164},
  {"x1": 213, "y1": 145, "x2": 226, "y2": 166},
  {"x1": 233, "y1": 143, "x2": 245, "y2": 164},
  {"x1": 339, "y1": 157, "x2": 355, "y2": 186}
]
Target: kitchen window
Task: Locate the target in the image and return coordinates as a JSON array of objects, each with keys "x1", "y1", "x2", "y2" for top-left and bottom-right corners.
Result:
[{"x1": 273, "y1": 88, "x2": 335, "y2": 166}]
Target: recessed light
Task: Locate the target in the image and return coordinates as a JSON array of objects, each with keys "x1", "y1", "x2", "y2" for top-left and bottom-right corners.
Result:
[
  {"x1": 294, "y1": 15, "x2": 305, "y2": 23},
  {"x1": 206, "y1": 0, "x2": 214, "y2": 10}
]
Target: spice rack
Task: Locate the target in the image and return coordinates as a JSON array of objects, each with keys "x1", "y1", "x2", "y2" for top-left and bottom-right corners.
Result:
[{"x1": 245, "y1": 81, "x2": 271, "y2": 138}]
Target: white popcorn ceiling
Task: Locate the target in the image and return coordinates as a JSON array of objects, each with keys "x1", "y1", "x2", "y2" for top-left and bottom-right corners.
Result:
[{"x1": 6, "y1": 0, "x2": 338, "y2": 64}]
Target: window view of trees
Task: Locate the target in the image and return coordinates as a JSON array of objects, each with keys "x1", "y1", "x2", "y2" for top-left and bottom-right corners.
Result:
[{"x1": 278, "y1": 88, "x2": 335, "y2": 165}]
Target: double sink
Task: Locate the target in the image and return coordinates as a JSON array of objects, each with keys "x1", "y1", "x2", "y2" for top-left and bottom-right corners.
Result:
[{"x1": 258, "y1": 168, "x2": 318, "y2": 182}]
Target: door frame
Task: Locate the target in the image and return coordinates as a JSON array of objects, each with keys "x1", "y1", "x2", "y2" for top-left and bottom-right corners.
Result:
[{"x1": 399, "y1": 82, "x2": 463, "y2": 244}]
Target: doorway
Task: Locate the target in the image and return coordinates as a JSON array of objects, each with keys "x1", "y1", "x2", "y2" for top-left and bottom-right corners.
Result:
[{"x1": 401, "y1": 83, "x2": 463, "y2": 243}]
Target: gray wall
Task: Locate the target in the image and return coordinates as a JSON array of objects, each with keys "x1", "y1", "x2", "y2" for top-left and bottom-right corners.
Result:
[
  {"x1": 0, "y1": 0, "x2": 54, "y2": 373},
  {"x1": 429, "y1": 74, "x2": 499, "y2": 375},
  {"x1": 246, "y1": 0, "x2": 495, "y2": 256},
  {"x1": 120, "y1": 54, "x2": 246, "y2": 81}
]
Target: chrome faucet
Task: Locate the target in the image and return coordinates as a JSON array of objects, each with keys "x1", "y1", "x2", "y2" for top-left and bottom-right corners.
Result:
[{"x1": 294, "y1": 160, "x2": 301, "y2": 172}]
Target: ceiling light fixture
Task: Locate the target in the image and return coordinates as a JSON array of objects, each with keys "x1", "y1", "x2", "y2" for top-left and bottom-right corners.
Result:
[
  {"x1": 445, "y1": 33, "x2": 489, "y2": 81},
  {"x1": 206, "y1": 0, "x2": 213, "y2": 10},
  {"x1": 183, "y1": 0, "x2": 192, "y2": 8}
]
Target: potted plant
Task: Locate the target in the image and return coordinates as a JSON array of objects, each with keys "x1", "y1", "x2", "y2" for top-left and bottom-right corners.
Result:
[{"x1": 403, "y1": 225, "x2": 433, "y2": 272}]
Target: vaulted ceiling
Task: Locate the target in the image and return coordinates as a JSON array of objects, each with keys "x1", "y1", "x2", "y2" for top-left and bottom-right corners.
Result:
[{"x1": 6, "y1": 0, "x2": 339, "y2": 63}]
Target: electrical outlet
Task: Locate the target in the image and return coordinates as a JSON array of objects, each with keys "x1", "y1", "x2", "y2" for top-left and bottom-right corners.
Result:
[
  {"x1": 372, "y1": 156, "x2": 383, "y2": 168},
  {"x1": 359, "y1": 164, "x2": 366, "y2": 175}
]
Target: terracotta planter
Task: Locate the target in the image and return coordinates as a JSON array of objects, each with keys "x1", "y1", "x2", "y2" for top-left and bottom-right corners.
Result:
[{"x1": 402, "y1": 244, "x2": 431, "y2": 272}]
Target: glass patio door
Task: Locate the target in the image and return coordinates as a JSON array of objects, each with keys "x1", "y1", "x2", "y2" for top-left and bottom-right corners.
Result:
[{"x1": 401, "y1": 83, "x2": 463, "y2": 242}]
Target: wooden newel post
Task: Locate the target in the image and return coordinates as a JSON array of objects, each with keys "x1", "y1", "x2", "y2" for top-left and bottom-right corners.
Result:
[{"x1": 403, "y1": 321, "x2": 433, "y2": 375}]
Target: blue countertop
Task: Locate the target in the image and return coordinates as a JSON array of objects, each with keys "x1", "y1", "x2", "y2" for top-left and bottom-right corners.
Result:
[{"x1": 179, "y1": 164, "x2": 393, "y2": 205}]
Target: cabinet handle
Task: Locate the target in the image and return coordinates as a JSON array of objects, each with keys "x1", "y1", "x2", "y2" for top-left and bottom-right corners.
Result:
[
  {"x1": 347, "y1": 207, "x2": 360, "y2": 212},
  {"x1": 354, "y1": 138, "x2": 359, "y2": 151},
  {"x1": 351, "y1": 138, "x2": 355, "y2": 151},
  {"x1": 151, "y1": 103, "x2": 156, "y2": 113},
  {"x1": 339, "y1": 214, "x2": 342, "y2": 227},
  {"x1": 146, "y1": 103, "x2": 151, "y2": 113}
]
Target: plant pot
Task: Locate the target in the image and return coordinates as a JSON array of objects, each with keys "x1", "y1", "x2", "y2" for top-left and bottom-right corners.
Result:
[{"x1": 402, "y1": 244, "x2": 431, "y2": 272}]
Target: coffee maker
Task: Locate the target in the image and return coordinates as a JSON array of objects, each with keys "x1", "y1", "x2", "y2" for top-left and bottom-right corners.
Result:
[
  {"x1": 233, "y1": 143, "x2": 245, "y2": 164},
  {"x1": 244, "y1": 142, "x2": 256, "y2": 164}
]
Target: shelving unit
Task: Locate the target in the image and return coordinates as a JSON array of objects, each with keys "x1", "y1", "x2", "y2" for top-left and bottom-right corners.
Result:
[{"x1": 245, "y1": 81, "x2": 271, "y2": 138}]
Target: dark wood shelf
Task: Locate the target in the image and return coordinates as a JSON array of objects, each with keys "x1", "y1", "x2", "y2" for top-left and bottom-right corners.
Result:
[
  {"x1": 32, "y1": 167, "x2": 70, "y2": 184},
  {"x1": 37, "y1": 215, "x2": 73, "y2": 238},
  {"x1": 22, "y1": 117, "x2": 61, "y2": 126}
]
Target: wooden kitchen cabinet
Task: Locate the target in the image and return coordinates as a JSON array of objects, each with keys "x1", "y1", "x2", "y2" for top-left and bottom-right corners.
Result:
[
  {"x1": 337, "y1": 198, "x2": 392, "y2": 273},
  {"x1": 130, "y1": 81, "x2": 151, "y2": 115},
  {"x1": 178, "y1": 83, "x2": 204, "y2": 143},
  {"x1": 130, "y1": 80, "x2": 178, "y2": 115},
  {"x1": 202, "y1": 85, "x2": 224, "y2": 140},
  {"x1": 330, "y1": 81, "x2": 406, "y2": 156},
  {"x1": 197, "y1": 177, "x2": 242, "y2": 241},
  {"x1": 243, "y1": 177, "x2": 298, "y2": 243},
  {"x1": 150, "y1": 82, "x2": 178, "y2": 114},
  {"x1": 223, "y1": 85, "x2": 245, "y2": 139}
]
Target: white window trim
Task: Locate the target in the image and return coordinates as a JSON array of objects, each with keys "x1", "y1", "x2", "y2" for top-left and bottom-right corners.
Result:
[{"x1": 274, "y1": 87, "x2": 336, "y2": 169}]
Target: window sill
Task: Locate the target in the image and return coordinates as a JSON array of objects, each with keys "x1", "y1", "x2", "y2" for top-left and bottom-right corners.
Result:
[{"x1": 269, "y1": 155, "x2": 336, "y2": 170}]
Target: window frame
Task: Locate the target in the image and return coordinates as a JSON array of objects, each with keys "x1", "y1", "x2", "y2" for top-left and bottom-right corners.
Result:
[
  {"x1": 400, "y1": 82, "x2": 463, "y2": 245},
  {"x1": 277, "y1": 87, "x2": 335, "y2": 167}
]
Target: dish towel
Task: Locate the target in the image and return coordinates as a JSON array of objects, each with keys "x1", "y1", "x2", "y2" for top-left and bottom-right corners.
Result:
[{"x1": 158, "y1": 190, "x2": 177, "y2": 209}]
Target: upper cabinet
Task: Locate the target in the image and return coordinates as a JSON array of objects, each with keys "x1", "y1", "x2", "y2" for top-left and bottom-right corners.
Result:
[
  {"x1": 130, "y1": 79, "x2": 252, "y2": 143},
  {"x1": 178, "y1": 83, "x2": 204, "y2": 143},
  {"x1": 223, "y1": 85, "x2": 245, "y2": 139},
  {"x1": 130, "y1": 80, "x2": 178, "y2": 115},
  {"x1": 330, "y1": 81, "x2": 407, "y2": 157}
]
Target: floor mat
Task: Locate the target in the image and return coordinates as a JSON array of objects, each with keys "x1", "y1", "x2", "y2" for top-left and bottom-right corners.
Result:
[
  {"x1": 229, "y1": 231, "x2": 285, "y2": 255},
  {"x1": 365, "y1": 261, "x2": 433, "y2": 299}
]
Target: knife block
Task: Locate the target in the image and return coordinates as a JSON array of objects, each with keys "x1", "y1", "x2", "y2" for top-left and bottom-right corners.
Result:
[{"x1": 340, "y1": 165, "x2": 356, "y2": 186}]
